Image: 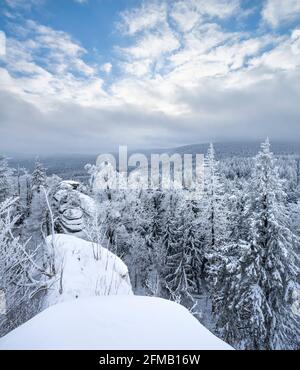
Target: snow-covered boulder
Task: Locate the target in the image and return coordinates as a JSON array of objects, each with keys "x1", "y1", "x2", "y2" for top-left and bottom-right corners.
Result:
[
  {"x1": 0, "y1": 296, "x2": 233, "y2": 350},
  {"x1": 60, "y1": 180, "x2": 81, "y2": 190},
  {"x1": 43, "y1": 234, "x2": 132, "y2": 308},
  {"x1": 52, "y1": 181, "x2": 97, "y2": 237}
]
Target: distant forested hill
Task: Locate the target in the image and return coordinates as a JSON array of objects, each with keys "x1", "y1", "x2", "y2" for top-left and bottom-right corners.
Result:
[{"x1": 6, "y1": 142, "x2": 300, "y2": 182}]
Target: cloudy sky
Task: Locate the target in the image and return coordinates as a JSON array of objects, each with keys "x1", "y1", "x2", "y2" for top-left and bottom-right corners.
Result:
[{"x1": 0, "y1": 0, "x2": 300, "y2": 154}]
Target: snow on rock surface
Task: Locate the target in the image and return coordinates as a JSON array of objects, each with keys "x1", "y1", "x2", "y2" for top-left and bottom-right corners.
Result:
[
  {"x1": 44, "y1": 234, "x2": 132, "y2": 308},
  {"x1": 0, "y1": 296, "x2": 233, "y2": 350},
  {"x1": 52, "y1": 181, "x2": 97, "y2": 236}
]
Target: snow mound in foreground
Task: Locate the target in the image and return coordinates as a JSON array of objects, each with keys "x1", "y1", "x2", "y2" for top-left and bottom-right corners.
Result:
[
  {"x1": 44, "y1": 234, "x2": 132, "y2": 308},
  {"x1": 0, "y1": 296, "x2": 233, "y2": 350}
]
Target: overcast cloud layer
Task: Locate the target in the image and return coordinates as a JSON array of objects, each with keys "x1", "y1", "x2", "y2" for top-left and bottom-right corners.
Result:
[{"x1": 0, "y1": 0, "x2": 300, "y2": 154}]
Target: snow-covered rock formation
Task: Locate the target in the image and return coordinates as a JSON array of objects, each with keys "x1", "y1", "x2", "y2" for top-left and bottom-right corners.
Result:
[
  {"x1": 0, "y1": 296, "x2": 233, "y2": 350},
  {"x1": 43, "y1": 234, "x2": 132, "y2": 308},
  {"x1": 52, "y1": 181, "x2": 97, "y2": 237},
  {"x1": 0, "y1": 233, "x2": 233, "y2": 350}
]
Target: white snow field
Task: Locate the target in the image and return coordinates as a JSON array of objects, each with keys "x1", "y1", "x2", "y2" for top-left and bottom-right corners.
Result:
[
  {"x1": 43, "y1": 234, "x2": 133, "y2": 308},
  {"x1": 0, "y1": 296, "x2": 233, "y2": 350}
]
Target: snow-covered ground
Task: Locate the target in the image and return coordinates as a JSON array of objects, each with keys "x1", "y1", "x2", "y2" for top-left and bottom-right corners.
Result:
[
  {"x1": 0, "y1": 296, "x2": 233, "y2": 350},
  {"x1": 0, "y1": 233, "x2": 233, "y2": 350},
  {"x1": 43, "y1": 234, "x2": 132, "y2": 308}
]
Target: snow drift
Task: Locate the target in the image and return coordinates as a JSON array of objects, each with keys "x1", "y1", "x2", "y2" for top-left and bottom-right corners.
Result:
[
  {"x1": 43, "y1": 234, "x2": 132, "y2": 308},
  {"x1": 0, "y1": 296, "x2": 233, "y2": 350}
]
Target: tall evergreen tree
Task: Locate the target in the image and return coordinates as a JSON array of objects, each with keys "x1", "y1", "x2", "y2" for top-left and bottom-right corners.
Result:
[
  {"x1": 31, "y1": 159, "x2": 47, "y2": 194},
  {"x1": 203, "y1": 144, "x2": 229, "y2": 292},
  {"x1": 227, "y1": 178, "x2": 248, "y2": 244},
  {"x1": 23, "y1": 159, "x2": 48, "y2": 241},
  {"x1": 159, "y1": 192, "x2": 182, "y2": 297},
  {"x1": 164, "y1": 198, "x2": 204, "y2": 306},
  {"x1": 203, "y1": 144, "x2": 227, "y2": 250},
  {"x1": 142, "y1": 190, "x2": 166, "y2": 292},
  {"x1": 184, "y1": 198, "x2": 205, "y2": 295},
  {"x1": 212, "y1": 139, "x2": 300, "y2": 349},
  {"x1": 0, "y1": 156, "x2": 12, "y2": 203}
]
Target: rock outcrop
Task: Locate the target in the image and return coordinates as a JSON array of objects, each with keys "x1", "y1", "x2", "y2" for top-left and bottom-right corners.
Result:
[{"x1": 52, "y1": 181, "x2": 96, "y2": 237}]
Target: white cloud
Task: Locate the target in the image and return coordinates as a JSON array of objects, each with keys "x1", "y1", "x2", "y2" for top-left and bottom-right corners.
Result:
[
  {"x1": 291, "y1": 29, "x2": 300, "y2": 55},
  {"x1": 205, "y1": 36, "x2": 274, "y2": 70},
  {"x1": 119, "y1": 2, "x2": 167, "y2": 35},
  {"x1": 120, "y1": 26, "x2": 180, "y2": 60},
  {"x1": 193, "y1": 0, "x2": 240, "y2": 19},
  {"x1": 111, "y1": 77, "x2": 187, "y2": 116},
  {"x1": 169, "y1": 23, "x2": 237, "y2": 67},
  {"x1": 250, "y1": 31, "x2": 300, "y2": 71},
  {"x1": 117, "y1": 3, "x2": 181, "y2": 77},
  {"x1": 262, "y1": 0, "x2": 300, "y2": 27},
  {"x1": 171, "y1": 0, "x2": 240, "y2": 32},
  {"x1": 1, "y1": 0, "x2": 300, "y2": 154},
  {"x1": 117, "y1": 0, "x2": 242, "y2": 79},
  {"x1": 0, "y1": 31, "x2": 6, "y2": 57},
  {"x1": 100, "y1": 63, "x2": 112, "y2": 74},
  {"x1": 121, "y1": 59, "x2": 152, "y2": 77},
  {"x1": 2, "y1": 20, "x2": 110, "y2": 111},
  {"x1": 4, "y1": 0, "x2": 42, "y2": 9},
  {"x1": 170, "y1": 1, "x2": 200, "y2": 33}
]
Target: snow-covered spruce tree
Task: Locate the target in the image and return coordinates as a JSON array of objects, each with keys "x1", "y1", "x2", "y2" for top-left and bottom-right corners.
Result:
[
  {"x1": 227, "y1": 178, "x2": 249, "y2": 244},
  {"x1": 145, "y1": 190, "x2": 165, "y2": 250},
  {"x1": 0, "y1": 156, "x2": 12, "y2": 203},
  {"x1": 25, "y1": 170, "x2": 32, "y2": 215},
  {"x1": 212, "y1": 139, "x2": 300, "y2": 350},
  {"x1": 163, "y1": 197, "x2": 204, "y2": 306},
  {"x1": 208, "y1": 180, "x2": 249, "y2": 342},
  {"x1": 295, "y1": 157, "x2": 300, "y2": 200},
  {"x1": 0, "y1": 198, "x2": 47, "y2": 336},
  {"x1": 202, "y1": 144, "x2": 229, "y2": 292},
  {"x1": 13, "y1": 167, "x2": 31, "y2": 228},
  {"x1": 203, "y1": 144, "x2": 228, "y2": 251},
  {"x1": 164, "y1": 224, "x2": 195, "y2": 306},
  {"x1": 124, "y1": 188, "x2": 168, "y2": 294},
  {"x1": 31, "y1": 159, "x2": 47, "y2": 194},
  {"x1": 290, "y1": 201, "x2": 300, "y2": 238},
  {"x1": 134, "y1": 190, "x2": 165, "y2": 293},
  {"x1": 23, "y1": 160, "x2": 48, "y2": 245},
  {"x1": 130, "y1": 232, "x2": 152, "y2": 292},
  {"x1": 85, "y1": 161, "x2": 125, "y2": 252},
  {"x1": 185, "y1": 199, "x2": 206, "y2": 295},
  {"x1": 158, "y1": 192, "x2": 182, "y2": 298}
]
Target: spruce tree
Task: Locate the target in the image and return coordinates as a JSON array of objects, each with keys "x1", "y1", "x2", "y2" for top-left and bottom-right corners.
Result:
[
  {"x1": 203, "y1": 144, "x2": 228, "y2": 251},
  {"x1": 164, "y1": 198, "x2": 203, "y2": 306},
  {"x1": 203, "y1": 143, "x2": 228, "y2": 292},
  {"x1": 212, "y1": 139, "x2": 300, "y2": 349},
  {"x1": 0, "y1": 156, "x2": 11, "y2": 203},
  {"x1": 184, "y1": 198, "x2": 204, "y2": 295},
  {"x1": 159, "y1": 192, "x2": 182, "y2": 298},
  {"x1": 31, "y1": 159, "x2": 47, "y2": 194}
]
